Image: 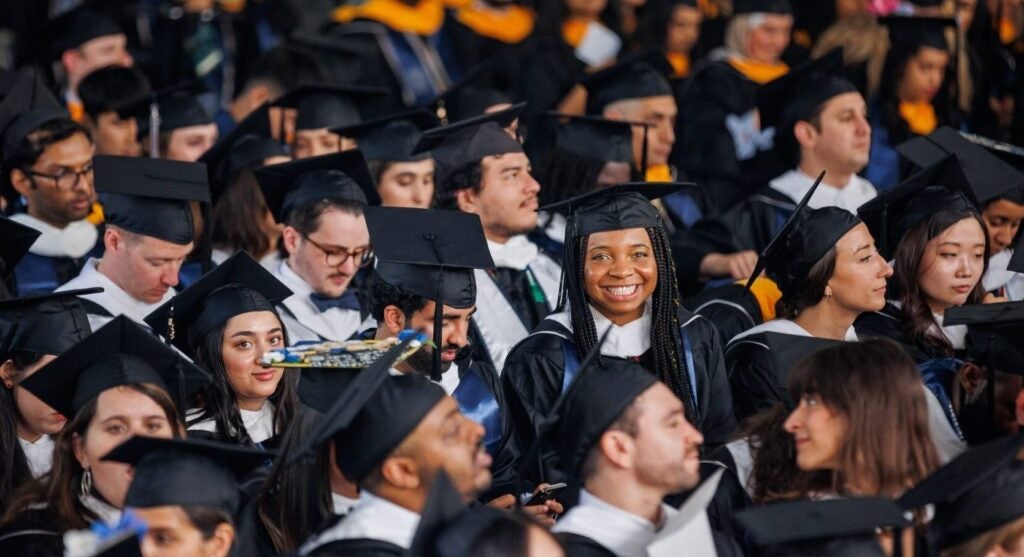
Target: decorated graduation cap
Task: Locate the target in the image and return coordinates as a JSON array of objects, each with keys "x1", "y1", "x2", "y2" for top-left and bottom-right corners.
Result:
[
  {"x1": 944, "y1": 302, "x2": 1024, "y2": 375},
  {"x1": 271, "y1": 83, "x2": 383, "y2": 132},
  {"x1": 735, "y1": 498, "x2": 910, "y2": 556},
  {"x1": 899, "y1": 433, "x2": 1024, "y2": 551},
  {"x1": 895, "y1": 126, "x2": 1024, "y2": 207},
  {"x1": 144, "y1": 251, "x2": 293, "y2": 354},
  {"x1": 541, "y1": 182, "x2": 692, "y2": 241},
  {"x1": 762, "y1": 332, "x2": 844, "y2": 409},
  {"x1": 18, "y1": 315, "x2": 211, "y2": 418},
  {"x1": 732, "y1": 0, "x2": 793, "y2": 14},
  {"x1": 408, "y1": 470, "x2": 504, "y2": 557},
  {"x1": 857, "y1": 155, "x2": 978, "y2": 260},
  {"x1": 757, "y1": 48, "x2": 856, "y2": 132},
  {"x1": 254, "y1": 150, "x2": 379, "y2": 223},
  {"x1": 198, "y1": 103, "x2": 287, "y2": 200},
  {"x1": 330, "y1": 109, "x2": 440, "y2": 163},
  {"x1": 94, "y1": 155, "x2": 211, "y2": 245},
  {"x1": 426, "y1": 63, "x2": 512, "y2": 125},
  {"x1": 544, "y1": 112, "x2": 636, "y2": 164},
  {"x1": 366, "y1": 207, "x2": 495, "y2": 380},
  {"x1": 104, "y1": 436, "x2": 268, "y2": 513},
  {"x1": 413, "y1": 103, "x2": 525, "y2": 186},
  {"x1": 0, "y1": 215, "x2": 41, "y2": 289},
  {"x1": 581, "y1": 53, "x2": 674, "y2": 115},
  {"x1": 45, "y1": 2, "x2": 124, "y2": 61},
  {"x1": 0, "y1": 70, "x2": 68, "y2": 162},
  {"x1": 0, "y1": 288, "x2": 99, "y2": 358}
]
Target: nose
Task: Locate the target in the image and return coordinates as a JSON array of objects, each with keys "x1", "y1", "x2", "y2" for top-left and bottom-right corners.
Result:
[
  {"x1": 783, "y1": 408, "x2": 801, "y2": 434},
  {"x1": 682, "y1": 418, "x2": 704, "y2": 447},
  {"x1": 163, "y1": 264, "x2": 181, "y2": 287},
  {"x1": 525, "y1": 172, "x2": 541, "y2": 195},
  {"x1": 661, "y1": 121, "x2": 675, "y2": 146},
  {"x1": 466, "y1": 416, "x2": 485, "y2": 444},
  {"x1": 337, "y1": 255, "x2": 358, "y2": 275},
  {"x1": 956, "y1": 255, "x2": 974, "y2": 277},
  {"x1": 854, "y1": 113, "x2": 870, "y2": 135},
  {"x1": 609, "y1": 257, "x2": 636, "y2": 278},
  {"x1": 879, "y1": 257, "x2": 894, "y2": 278},
  {"x1": 448, "y1": 319, "x2": 470, "y2": 349}
]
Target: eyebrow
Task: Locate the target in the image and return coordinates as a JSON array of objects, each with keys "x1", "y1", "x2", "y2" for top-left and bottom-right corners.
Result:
[
  {"x1": 663, "y1": 408, "x2": 684, "y2": 421},
  {"x1": 588, "y1": 243, "x2": 651, "y2": 251},
  {"x1": 499, "y1": 164, "x2": 524, "y2": 174},
  {"x1": 853, "y1": 244, "x2": 873, "y2": 254},
  {"x1": 230, "y1": 327, "x2": 283, "y2": 338}
]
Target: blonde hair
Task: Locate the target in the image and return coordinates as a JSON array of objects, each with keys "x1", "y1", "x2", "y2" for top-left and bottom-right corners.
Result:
[
  {"x1": 724, "y1": 13, "x2": 757, "y2": 57},
  {"x1": 813, "y1": 15, "x2": 889, "y2": 98},
  {"x1": 941, "y1": 515, "x2": 1024, "y2": 557}
]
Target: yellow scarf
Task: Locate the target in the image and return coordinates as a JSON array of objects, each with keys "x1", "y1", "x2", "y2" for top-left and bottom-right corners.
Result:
[
  {"x1": 666, "y1": 52, "x2": 690, "y2": 78},
  {"x1": 67, "y1": 100, "x2": 85, "y2": 123},
  {"x1": 562, "y1": 18, "x2": 590, "y2": 48},
  {"x1": 739, "y1": 276, "x2": 782, "y2": 322},
  {"x1": 86, "y1": 202, "x2": 104, "y2": 226},
  {"x1": 1000, "y1": 14, "x2": 1018, "y2": 45},
  {"x1": 645, "y1": 164, "x2": 672, "y2": 182},
  {"x1": 454, "y1": 2, "x2": 534, "y2": 44},
  {"x1": 727, "y1": 57, "x2": 789, "y2": 84},
  {"x1": 332, "y1": 0, "x2": 445, "y2": 36},
  {"x1": 899, "y1": 100, "x2": 938, "y2": 136}
]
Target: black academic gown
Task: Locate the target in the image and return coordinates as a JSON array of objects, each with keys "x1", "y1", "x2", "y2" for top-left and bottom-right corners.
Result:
[
  {"x1": 683, "y1": 283, "x2": 765, "y2": 347},
  {"x1": 557, "y1": 533, "x2": 617, "y2": 557},
  {"x1": 501, "y1": 307, "x2": 736, "y2": 489},
  {"x1": 853, "y1": 302, "x2": 943, "y2": 363},
  {"x1": 0, "y1": 509, "x2": 64, "y2": 557},
  {"x1": 725, "y1": 331, "x2": 790, "y2": 424},
  {"x1": 306, "y1": 539, "x2": 404, "y2": 557}
]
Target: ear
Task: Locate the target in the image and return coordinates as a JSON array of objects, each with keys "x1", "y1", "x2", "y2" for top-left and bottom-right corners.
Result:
[
  {"x1": 10, "y1": 168, "x2": 32, "y2": 198},
  {"x1": 597, "y1": 430, "x2": 634, "y2": 470},
  {"x1": 61, "y1": 49, "x2": 79, "y2": 76},
  {"x1": 382, "y1": 305, "x2": 407, "y2": 336},
  {"x1": 103, "y1": 227, "x2": 121, "y2": 253},
  {"x1": 379, "y1": 455, "x2": 421, "y2": 490},
  {"x1": 206, "y1": 523, "x2": 235, "y2": 557},
  {"x1": 72, "y1": 432, "x2": 89, "y2": 470},
  {"x1": 281, "y1": 226, "x2": 302, "y2": 256},
  {"x1": 604, "y1": 108, "x2": 624, "y2": 121},
  {"x1": 454, "y1": 187, "x2": 477, "y2": 215},
  {"x1": 248, "y1": 84, "x2": 272, "y2": 106},
  {"x1": 959, "y1": 362, "x2": 986, "y2": 396},
  {"x1": 1, "y1": 360, "x2": 16, "y2": 389},
  {"x1": 792, "y1": 120, "x2": 817, "y2": 148}
]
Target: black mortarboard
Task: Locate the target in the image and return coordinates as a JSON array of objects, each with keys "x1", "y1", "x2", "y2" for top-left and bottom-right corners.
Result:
[
  {"x1": 255, "y1": 150, "x2": 379, "y2": 223},
  {"x1": 408, "y1": 471, "x2": 504, "y2": 557},
  {"x1": 546, "y1": 112, "x2": 635, "y2": 164},
  {"x1": 18, "y1": 315, "x2": 211, "y2": 418},
  {"x1": 581, "y1": 54, "x2": 675, "y2": 115},
  {"x1": 0, "y1": 215, "x2": 41, "y2": 284},
  {"x1": 425, "y1": 63, "x2": 512, "y2": 125},
  {"x1": 857, "y1": 155, "x2": 978, "y2": 260},
  {"x1": 899, "y1": 433, "x2": 1024, "y2": 550},
  {"x1": 895, "y1": 127, "x2": 1024, "y2": 207},
  {"x1": 198, "y1": 103, "x2": 286, "y2": 195},
  {"x1": 46, "y1": 2, "x2": 124, "y2": 61},
  {"x1": 960, "y1": 132, "x2": 1024, "y2": 175},
  {"x1": 413, "y1": 103, "x2": 525, "y2": 185},
  {"x1": 879, "y1": 16, "x2": 956, "y2": 53},
  {"x1": 297, "y1": 367, "x2": 360, "y2": 413},
  {"x1": 330, "y1": 109, "x2": 440, "y2": 162},
  {"x1": 732, "y1": 0, "x2": 793, "y2": 14},
  {"x1": 763, "y1": 332, "x2": 844, "y2": 408},
  {"x1": 735, "y1": 498, "x2": 909, "y2": 556},
  {"x1": 134, "y1": 83, "x2": 213, "y2": 139},
  {"x1": 104, "y1": 436, "x2": 268, "y2": 513},
  {"x1": 144, "y1": 251, "x2": 293, "y2": 354},
  {"x1": 94, "y1": 155, "x2": 211, "y2": 245},
  {"x1": 0, "y1": 288, "x2": 99, "y2": 357},
  {"x1": 541, "y1": 182, "x2": 692, "y2": 240},
  {"x1": 271, "y1": 83, "x2": 383, "y2": 131},
  {"x1": 553, "y1": 358, "x2": 658, "y2": 475},
  {"x1": 757, "y1": 48, "x2": 856, "y2": 131},
  {"x1": 944, "y1": 302, "x2": 1024, "y2": 374},
  {"x1": 0, "y1": 71, "x2": 68, "y2": 161}
]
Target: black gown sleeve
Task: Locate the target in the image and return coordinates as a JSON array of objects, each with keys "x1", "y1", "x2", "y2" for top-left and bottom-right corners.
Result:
[
  {"x1": 683, "y1": 283, "x2": 764, "y2": 347},
  {"x1": 854, "y1": 303, "x2": 933, "y2": 363},
  {"x1": 556, "y1": 533, "x2": 618, "y2": 557},
  {"x1": 306, "y1": 539, "x2": 405, "y2": 557},
  {"x1": 724, "y1": 334, "x2": 784, "y2": 423},
  {"x1": 0, "y1": 509, "x2": 63, "y2": 557},
  {"x1": 682, "y1": 311, "x2": 738, "y2": 450}
]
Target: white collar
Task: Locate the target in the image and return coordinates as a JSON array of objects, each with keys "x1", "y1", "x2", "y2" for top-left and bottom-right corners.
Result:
[
  {"x1": 332, "y1": 492, "x2": 360, "y2": 516},
  {"x1": 18, "y1": 435, "x2": 54, "y2": 478},
  {"x1": 731, "y1": 318, "x2": 858, "y2": 343},
  {"x1": 79, "y1": 493, "x2": 122, "y2": 526},
  {"x1": 769, "y1": 169, "x2": 877, "y2": 213},
  {"x1": 390, "y1": 364, "x2": 461, "y2": 396},
  {"x1": 56, "y1": 258, "x2": 174, "y2": 326},
  {"x1": 934, "y1": 313, "x2": 968, "y2": 350},
  {"x1": 546, "y1": 302, "x2": 652, "y2": 358},
  {"x1": 300, "y1": 491, "x2": 421, "y2": 554},
  {"x1": 553, "y1": 489, "x2": 674, "y2": 557},
  {"x1": 277, "y1": 259, "x2": 314, "y2": 297},
  {"x1": 487, "y1": 235, "x2": 539, "y2": 270},
  {"x1": 10, "y1": 213, "x2": 97, "y2": 258},
  {"x1": 241, "y1": 402, "x2": 276, "y2": 443}
]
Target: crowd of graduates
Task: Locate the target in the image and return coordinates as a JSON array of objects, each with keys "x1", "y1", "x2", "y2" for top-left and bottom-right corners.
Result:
[{"x1": 4, "y1": 0, "x2": 1024, "y2": 556}]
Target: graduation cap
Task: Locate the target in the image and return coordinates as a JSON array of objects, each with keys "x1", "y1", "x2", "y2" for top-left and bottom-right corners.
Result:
[
  {"x1": 198, "y1": 103, "x2": 287, "y2": 201},
  {"x1": 330, "y1": 109, "x2": 440, "y2": 163},
  {"x1": 544, "y1": 112, "x2": 636, "y2": 164},
  {"x1": 0, "y1": 71, "x2": 68, "y2": 162},
  {"x1": 895, "y1": 127, "x2": 1024, "y2": 207},
  {"x1": 0, "y1": 215, "x2": 42, "y2": 287},
  {"x1": 271, "y1": 83, "x2": 384, "y2": 132},
  {"x1": 732, "y1": 0, "x2": 793, "y2": 14},
  {"x1": 762, "y1": 332, "x2": 844, "y2": 409},
  {"x1": 144, "y1": 251, "x2": 293, "y2": 354},
  {"x1": 757, "y1": 48, "x2": 856, "y2": 132},
  {"x1": 735, "y1": 498, "x2": 910, "y2": 556},
  {"x1": 0, "y1": 288, "x2": 100, "y2": 358},
  {"x1": 297, "y1": 367, "x2": 360, "y2": 413},
  {"x1": 366, "y1": 207, "x2": 494, "y2": 380},
  {"x1": 18, "y1": 315, "x2": 211, "y2": 418},
  {"x1": 413, "y1": 103, "x2": 525, "y2": 186},
  {"x1": 581, "y1": 53, "x2": 674, "y2": 115},
  {"x1": 960, "y1": 132, "x2": 1024, "y2": 174},
  {"x1": 254, "y1": 150, "x2": 379, "y2": 223},
  {"x1": 94, "y1": 155, "x2": 210, "y2": 245},
  {"x1": 944, "y1": 302, "x2": 1024, "y2": 375},
  {"x1": 425, "y1": 63, "x2": 512, "y2": 125},
  {"x1": 879, "y1": 15, "x2": 957, "y2": 53},
  {"x1": 407, "y1": 470, "x2": 503, "y2": 557},
  {"x1": 45, "y1": 2, "x2": 124, "y2": 61},
  {"x1": 103, "y1": 436, "x2": 269, "y2": 513},
  {"x1": 130, "y1": 81, "x2": 213, "y2": 154},
  {"x1": 541, "y1": 182, "x2": 694, "y2": 241},
  {"x1": 898, "y1": 433, "x2": 1024, "y2": 551},
  {"x1": 857, "y1": 155, "x2": 978, "y2": 261}
]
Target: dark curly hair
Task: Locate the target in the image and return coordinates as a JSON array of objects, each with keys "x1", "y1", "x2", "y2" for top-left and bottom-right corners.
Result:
[
  {"x1": 367, "y1": 271, "x2": 429, "y2": 322},
  {"x1": 434, "y1": 161, "x2": 483, "y2": 211}
]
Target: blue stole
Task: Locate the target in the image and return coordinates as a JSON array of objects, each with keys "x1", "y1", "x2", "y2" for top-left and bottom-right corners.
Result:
[
  {"x1": 453, "y1": 367, "x2": 503, "y2": 455},
  {"x1": 13, "y1": 253, "x2": 63, "y2": 295},
  {"x1": 918, "y1": 357, "x2": 966, "y2": 441},
  {"x1": 662, "y1": 191, "x2": 704, "y2": 229}
]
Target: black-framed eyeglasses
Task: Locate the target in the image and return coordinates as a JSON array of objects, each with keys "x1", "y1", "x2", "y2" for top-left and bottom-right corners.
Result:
[
  {"x1": 302, "y1": 234, "x2": 374, "y2": 268},
  {"x1": 26, "y1": 164, "x2": 94, "y2": 192}
]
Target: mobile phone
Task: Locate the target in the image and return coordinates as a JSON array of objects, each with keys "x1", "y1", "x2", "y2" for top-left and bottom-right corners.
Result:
[{"x1": 523, "y1": 483, "x2": 567, "y2": 506}]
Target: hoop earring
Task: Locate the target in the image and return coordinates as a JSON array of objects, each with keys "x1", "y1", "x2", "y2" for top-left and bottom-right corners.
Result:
[
  {"x1": 824, "y1": 286, "x2": 833, "y2": 299},
  {"x1": 80, "y1": 469, "x2": 93, "y2": 498}
]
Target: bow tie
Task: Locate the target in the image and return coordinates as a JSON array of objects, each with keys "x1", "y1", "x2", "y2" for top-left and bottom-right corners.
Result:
[{"x1": 309, "y1": 290, "x2": 361, "y2": 313}]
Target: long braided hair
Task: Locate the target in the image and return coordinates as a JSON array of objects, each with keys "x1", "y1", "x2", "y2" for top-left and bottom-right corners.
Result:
[{"x1": 562, "y1": 225, "x2": 701, "y2": 429}]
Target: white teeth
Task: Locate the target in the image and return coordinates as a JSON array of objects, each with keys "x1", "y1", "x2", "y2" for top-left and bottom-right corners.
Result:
[{"x1": 606, "y1": 285, "x2": 639, "y2": 297}]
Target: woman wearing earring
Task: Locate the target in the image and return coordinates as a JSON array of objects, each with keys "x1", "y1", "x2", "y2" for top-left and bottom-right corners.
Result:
[{"x1": 0, "y1": 316, "x2": 208, "y2": 556}]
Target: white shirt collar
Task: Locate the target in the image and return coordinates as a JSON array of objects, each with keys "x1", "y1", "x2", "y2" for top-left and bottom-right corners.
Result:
[
  {"x1": 332, "y1": 492, "x2": 360, "y2": 516},
  {"x1": 241, "y1": 402, "x2": 276, "y2": 443},
  {"x1": 18, "y1": 435, "x2": 54, "y2": 478},
  {"x1": 731, "y1": 318, "x2": 858, "y2": 343},
  {"x1": 277, "y1": 259, "x2": 313, "y2": 297},
  {"x1": 390, "y1": 363, "x2": 462, "y2": 396},
  {"x1": 552, "y1": 489, "x2": 675, "y2": 557},
  {"x1": 9, "y1": 213, "x2": 97, "y2": 258},
  {"x1": 56, "y1": 258, "x2": 174, "y2": 326},
  {"x1": 79, "y1": 493, "x2": 122, "y2": 526},
  {"x1": 769, "y1": 169, "x2": 878, "y2": 213},
  {"x1": 547, "y1": 302, "x2": 653, "y2": 358},
  {"x1": 300, "y1": 491, "x2": 421, "y2": 555},
  {"x1": 487, "y1": 235, "x2": 539, "y2": 270}
]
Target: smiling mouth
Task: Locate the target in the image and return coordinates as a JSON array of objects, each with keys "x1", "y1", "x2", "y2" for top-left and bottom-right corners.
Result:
[{"x1": 602, "y1": 285, "x2": 641, "y2": 299}]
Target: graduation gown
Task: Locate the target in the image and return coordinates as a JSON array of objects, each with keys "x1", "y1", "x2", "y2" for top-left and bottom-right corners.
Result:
[
  {"x1": 300, "y1": 492, "x2": 418, "y2": 557},
  {"x1": 683, "y1": 282, "x2": 765, "y2": 347},
  {"x1": 0, "y1": 509, "x2": 62, "y2": 557},
  {"x1": 271, "y1": 260, "x2": 366, "y2": 343},
  {"x1": 55, "y1": 257, "x2": 175, "y2": 330},
  {"x1": 556, "y1": 533, "x2": 617, "y2": 557},
  {"x1": 9, "y1": 214, "x2": 99, "y2": 295},
  {"x1": 502, "y1": 306, "x2": 736, "y2": 488}
]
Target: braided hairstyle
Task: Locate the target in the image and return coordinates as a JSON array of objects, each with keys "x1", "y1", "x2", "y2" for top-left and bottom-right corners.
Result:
[{"x1": 564, "y1": 225, "x2": 701, "y2": 429}]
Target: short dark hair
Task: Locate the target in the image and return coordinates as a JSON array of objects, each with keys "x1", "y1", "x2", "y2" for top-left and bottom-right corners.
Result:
[
  {"x1": 775, "y1": 246, "x2": 837, "y2": 319},
  {"x1": 280, "y1": 199, "x2": 365, "y2": 259},
  {"x1": 182, "y1": 505, "x2": 234, "y2": 538},
  {"x1": 78, "y1": 65, "x2": 150, "y2": 121},
  {"x1": 434, "y1": 161, "x2": 482, "y2": 210},
  {"x1": 238, "y1": 45, "x2": 325, "y2": 100},
  {"x1": 579, "y1": 397, "x2": 643, "y2": 480},
  {"x1": 4, "y1": 118, "x2": 91, "y2": 204},
  {"x1": 367, "y1": 272, "x2": 429, "y2": 322}
]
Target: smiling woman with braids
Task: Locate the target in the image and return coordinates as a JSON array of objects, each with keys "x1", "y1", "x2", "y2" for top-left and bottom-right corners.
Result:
[{"x1": 501, "y1": 183, "x2": 736, "y2": 492}]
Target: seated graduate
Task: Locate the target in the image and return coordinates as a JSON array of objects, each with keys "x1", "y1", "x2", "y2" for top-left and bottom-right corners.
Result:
[
  {"x1": 331, "y1": 109, "x2": 439, "y2": 210},
  {"x1": 298, "y1": 353, "x2": 494, "y2": 556},
  {"x1": 363, "y1": 207, "x2": 525, "y2": 504},
  {"x1": 899, "y1": 434, "x2": 1024, "y2": 557},
  {"x1": 0, "y1": 289, "x2": 96, "y2": 488},
  {"x1": 0, "y1": 216, "x2": 41, "y2": 298},
  {"x1": 0, "y1": 71, "x2": 101, "y2": 295},
  {"x1": 417, "y1": 106, "x2": 562, "y2": 373},
  {"x1": 255, "y1": 151, "x2": 379, "y2": 342},
  {"x1": 56, "y1": 156, "x2": 209, "y2": 330},
  {"x1": 724, "y1": 178, "x2": 891, "y2": 421},
  {"x1": 270, "y1": 84, "x2": 379, "y2": 160},
  {"x1": 102, "y1": 436, "x2": 267, "y2": 557},
  {"x1": 137, "y1": 86, "x2": 218, "y2": 163},
  {"x1": 77, "y1": 65, "x2": 150, "y2": 157},
  {"x1": 978, "y1": 139, "x2": 1024, "y2": 300},
  {"x1": 144, "y1": 252, "x2": 297, "y2": 449},
  {"x1": 0, "y1": 316, "x2": 209, "y2": 556},
  {"x1": 502, "y1": 183, "x2": 736, "y2": 490}
]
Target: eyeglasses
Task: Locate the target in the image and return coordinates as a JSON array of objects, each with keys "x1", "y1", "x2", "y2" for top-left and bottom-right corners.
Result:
[
  {"x1": 302, "y1": 235, "x2": 374, "y2": 268},
  {"x1": 26, "y1": 164, "x2": 94, "y2": 192}
]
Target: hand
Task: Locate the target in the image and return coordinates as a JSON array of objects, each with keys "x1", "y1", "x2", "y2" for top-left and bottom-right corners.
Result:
[
  {"x1": 700, "y1": 250, "x2": 759, "y2": 280},
  {"x1": 486, "y1": 494, "x2": 517, "y2": 510},
  {"x1": 522, "y1": 499, "x2": 563, "y2": 527},
  {"x1": 983, "y1": 292, "x2": 1008, "y2": 304}
]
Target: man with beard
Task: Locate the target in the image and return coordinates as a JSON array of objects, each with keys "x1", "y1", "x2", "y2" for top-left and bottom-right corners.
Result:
[{"x1": 364, "y1": 207, "x2": 561, "y2": 520}]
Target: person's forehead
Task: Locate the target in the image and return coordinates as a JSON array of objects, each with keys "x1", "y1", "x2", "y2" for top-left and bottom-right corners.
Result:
[{"x1": 312, "y1": 210, "x2": 368, "y2": 241}]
